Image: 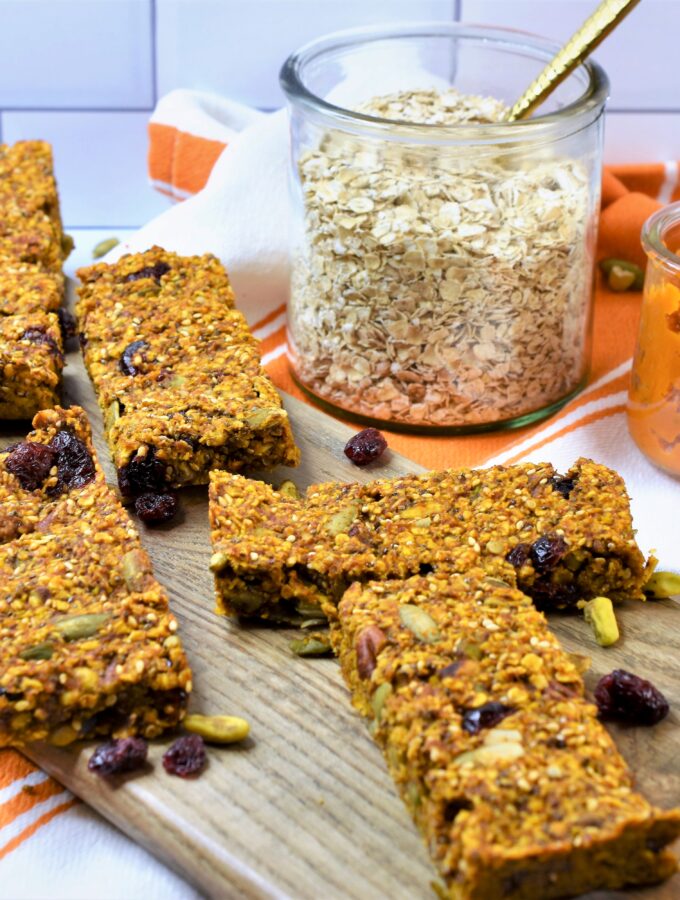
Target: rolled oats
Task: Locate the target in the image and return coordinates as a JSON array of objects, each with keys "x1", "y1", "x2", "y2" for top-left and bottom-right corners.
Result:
[{"x1": 288, "y1": 88, "x2": 594, "y2": 427}]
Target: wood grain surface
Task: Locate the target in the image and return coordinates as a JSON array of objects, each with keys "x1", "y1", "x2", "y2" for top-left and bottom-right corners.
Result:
[{"x1": 5, "y1": 286, "x2": 679, "y2": 900}]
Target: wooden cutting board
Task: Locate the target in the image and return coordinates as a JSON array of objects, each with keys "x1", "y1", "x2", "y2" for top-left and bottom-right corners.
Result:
[{"x1": 6, "y1": 310, "x2": 679, "y2": 900}]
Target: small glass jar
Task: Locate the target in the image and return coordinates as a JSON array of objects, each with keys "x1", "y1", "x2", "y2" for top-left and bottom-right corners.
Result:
[
  {"x1": 627, "y1": 202, "x2": 680, "y2": 477},
  {"x1": 280, "y1": 23, "x2": 609, "y2": 433}
]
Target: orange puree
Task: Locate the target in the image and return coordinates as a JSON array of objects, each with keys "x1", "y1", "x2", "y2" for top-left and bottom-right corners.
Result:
[{"x1": 627, "y1": 280, "x2": 680, "y2": 475}]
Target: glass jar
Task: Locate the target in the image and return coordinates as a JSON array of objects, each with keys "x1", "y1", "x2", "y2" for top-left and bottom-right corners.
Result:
[
  {"x1": 280, "y1": 23, "x2": 609, "y2": 433},
  {"x1": 627, "y1": 202, "x2": 680, "y2": 477}
]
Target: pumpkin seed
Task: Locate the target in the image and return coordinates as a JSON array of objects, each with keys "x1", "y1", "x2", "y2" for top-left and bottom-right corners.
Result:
[
  {"x1": 289, "y1": 634, "x2": 332, "y2": 657},
  {"x1": 54, "y1": 613, "x2": 109, "y2": 641},
  {"x1": 183, "y1": 713, "x2": 249, "y2": 744},
  {"x1": 484, "y1": 576, "x2": 511, "y2": 589},
  {"x1": 19, "y1": 641, "x2": 54, "y2": 661},
  {"x1": 245, "y1": 408, "x2": 280, "y2": 429},
  {"x1": 92, "y1": 236, "x2": 120, "y2": 259},
  {"x1": 325, "y1": 502, "x2": 360, "y2": 536},
  {"x1": 399, "y1": 604, "x2": 440, "y2": 643},
  {"x1": 122, "y1": 549, "x2": 150, "y2": 592},
  {"x1": 370, "y1": 682, "x2": 392, "y2": 721}
]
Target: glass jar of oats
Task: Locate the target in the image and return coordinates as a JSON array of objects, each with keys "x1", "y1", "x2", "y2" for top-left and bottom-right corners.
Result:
[{"x1": 280, "y1": 23, "x2": 608, "y2": 433}]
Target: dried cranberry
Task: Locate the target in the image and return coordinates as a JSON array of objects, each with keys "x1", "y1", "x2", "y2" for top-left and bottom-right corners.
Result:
[
  {"x1": 461, "y1": 701, "x2": 513, "y2": 735},
  {"x1": 531, "y1": 580, "x2": 580, "y2": 611},
  {"x1": 119, "y1": 339, "x2": 150, "y2": 376},
  {"x1": 5, "y1": 441, "x2": 56, "y2": 490},
  {"x1": 506, "y1": 543, "x2": 530, "y2": 568},
  {"x1": 344, "y1": 428, "x2": 388, "y2": 467},
  {"x1": 439, "y1": 659, "x2": 464, "y2": 679},
  {"x1": 117, "y1": 447, "x2": 166, "y2": 498},
  {"x1": 20, "y1": 327, "x2": 62, "y2": 359},
  {"x1": 530, "y1": 534, "x2": 568, "y2": 572},
  {"x1": 549, "y1": 474, "x2": 575, "y2": 498},
  {"x1": 57, "y1": 308, "x2": 77, "y2": 341},
  {"x1": 123, "y1": 261, "x2": 170, "y2": 284},
  {"x1": 595, "y1": 669, "x2": 669, "y2": 726},
  {"x1": 162, "y1": 734, "x2": 206, "y2": 777},
  {"x1": 47, "y1": 430, "x2": 96, "y2": 495},
  {"x1": 88, "y1": 737, "x2": 148, "y2": 777},
  {"x1": 134, "y1": 491, "x2": 178, "y2": 524}
]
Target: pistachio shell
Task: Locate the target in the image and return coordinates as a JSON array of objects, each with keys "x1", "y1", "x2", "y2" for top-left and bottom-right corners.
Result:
[
  {"x1": 278, "y1": 479, "x2": 301, "y2": 499},
  {"x1": 183, "y1": 713, "x2": 249, "y2": 744},
  {"x1": 643, "y1": 571, "x2": 680, "y2": 599},
  {"x1": 583, "y1": 596, "x2": 620, "y2": 647},
  {"x1": 399, "y1": 604, "x2": 440, "y2": 643}
]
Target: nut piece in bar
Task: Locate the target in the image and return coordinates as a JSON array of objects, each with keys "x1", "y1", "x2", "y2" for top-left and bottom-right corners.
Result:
[
  {"x1": 76, "y1": 247, "x2": 300, "y2": 501},
  {"x1": 0, "y1": 406, "x2": 192, "y2": 747},
  {"x1": 208, "y1": 458, "x2": 651, "y2": 621},
  {"x1": 332, "y1": 567, "x2": 680, "y2": 899}
]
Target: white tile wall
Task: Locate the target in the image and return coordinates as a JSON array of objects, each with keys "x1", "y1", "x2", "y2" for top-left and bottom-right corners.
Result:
[
  {"x1": 156, "y1": 0, "x2": 456, "y2": 109},
  {"x1": 2, "y1": 112, "x2": 168, "y2": 226},
  {"x1": 0, "y1": 0, "x2": 154, "y2": 109},
  {"x1": 460, "y1": 0, "x2": 680, "y2": 109},
  {"x1": 0, "y1": 0, "x2": 677, "y2": 228}
]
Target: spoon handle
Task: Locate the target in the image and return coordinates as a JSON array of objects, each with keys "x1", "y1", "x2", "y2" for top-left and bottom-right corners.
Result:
[{"x1": 507, "y1": 0, "x2": 641, "y2": 122}]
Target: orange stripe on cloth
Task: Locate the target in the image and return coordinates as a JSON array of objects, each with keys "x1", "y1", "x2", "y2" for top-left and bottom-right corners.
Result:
[
  {"x1": 253, "y1": 303, "x2": 286, "y2": 333},
  {"x1": 148, "y1": 122, "x2": 227, "y2": 199},
  {"x1": 500, "y1": 402, "x2": 628, "y2": 467},
  {"x1": 0, "y1": 774, "x2": 65, "y2": 827},
  {"x1": 0, "y1": 751, "x2": 38, "y2": 789},
  {"x1": 0, "y1": 798, "x2": 77, "y2": 861},
  {"x1": 264, "y1": 285, "x2": 643, "y2": 472}
]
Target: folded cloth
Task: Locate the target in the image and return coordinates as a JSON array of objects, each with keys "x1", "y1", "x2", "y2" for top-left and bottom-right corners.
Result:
[{"x1": 4, "y1": 88, "x2": 679, "y2": 899}]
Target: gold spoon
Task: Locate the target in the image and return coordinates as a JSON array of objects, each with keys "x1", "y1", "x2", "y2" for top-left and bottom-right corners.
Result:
[{"x1": 507, "y1": 0, "x2": 641, "y2": 122}]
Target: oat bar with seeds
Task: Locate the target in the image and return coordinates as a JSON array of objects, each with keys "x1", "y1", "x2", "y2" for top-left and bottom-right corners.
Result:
[
  {"x1": 332, "y1": 563, "x2": 680, "y2": 899},
  {"x1": 209, "y1": 458, "x2": 651, "y2": 621},
  {"x1": 0, "y1": 406, "x2": 192, "y2": 746},
  {"x1": 76, "y1": 247, "x2": 299, "y2": 498},
  {"x1": 0, "y1": 142, "x2": 68, "y2": 420},
  {"x1": 0, "y1": 312, "x2": 63, "y2": 419}
]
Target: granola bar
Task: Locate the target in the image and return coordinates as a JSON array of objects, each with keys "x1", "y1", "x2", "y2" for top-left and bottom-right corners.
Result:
[
  {"x1": 76, "y1": 247, "x2": 299, "y2": 499},
  {"x1": 0, "y1": 312, "x2": 63, "y2": 419},
  {"x1": 209, "y1": 458, "x2": 651, "y2": 621},
  {"x1": 0, "y1": 142, "x2": 68, "y2": 419},
  {"x1": 0, "y1": 406, "x2": 192, "y2": 746},
  {"x1": 332, "y1": 563, "x2": 680, "y2": 899}
]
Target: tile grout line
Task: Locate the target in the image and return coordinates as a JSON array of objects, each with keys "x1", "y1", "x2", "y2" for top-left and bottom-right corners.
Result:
[
  {"x1": 454, "y1": 0, "x2": 462, "y2": 21},
  {"x1": 150, "y1": 0, "x2": 158, "y2": 106},
  {"x1": 0, "y1": 107, "x2": 155, "y2": 114}
]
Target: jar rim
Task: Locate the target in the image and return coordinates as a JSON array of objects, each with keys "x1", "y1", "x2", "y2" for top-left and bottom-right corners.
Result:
[
  {"x1": 279, "y1": 21, "x2": 609, "y2": 142},
  {"x1": 642, "y1": 201, "x2": 680, "y2": 276}
]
